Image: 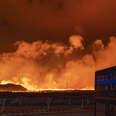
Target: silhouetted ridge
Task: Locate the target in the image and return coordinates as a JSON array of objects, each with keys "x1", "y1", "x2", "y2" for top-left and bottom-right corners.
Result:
[{"x1": 0, "y1": 83, "x2": 27, "y2": 91}]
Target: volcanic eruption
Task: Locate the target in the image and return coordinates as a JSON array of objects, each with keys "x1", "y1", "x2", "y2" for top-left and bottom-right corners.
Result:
[{"x1": 0, "y1": 35, "x2": 115, "y2": 91}]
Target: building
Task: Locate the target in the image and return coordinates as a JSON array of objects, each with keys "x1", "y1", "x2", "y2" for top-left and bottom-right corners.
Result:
[{"x1": 95, "y1": 66, "x2": 116, "y2": 116}]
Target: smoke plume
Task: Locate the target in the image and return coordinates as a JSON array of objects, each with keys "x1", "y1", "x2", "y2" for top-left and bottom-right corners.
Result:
[{"x1": 0, "y1": 35, "x2": 116, "y2": 91}]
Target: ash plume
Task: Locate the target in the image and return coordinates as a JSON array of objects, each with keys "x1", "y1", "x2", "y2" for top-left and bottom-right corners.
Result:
[{"x1": 0, "y1": 35, "x2": 115, "y2": 91}]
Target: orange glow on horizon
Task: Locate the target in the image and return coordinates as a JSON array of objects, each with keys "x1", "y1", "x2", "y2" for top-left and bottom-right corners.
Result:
[
  {"x1": 0, "y1": 36, "x2": 115, "y2": 92},
  {"x1": 0, "y1": 80, "x2": 94, "y2": 91}
]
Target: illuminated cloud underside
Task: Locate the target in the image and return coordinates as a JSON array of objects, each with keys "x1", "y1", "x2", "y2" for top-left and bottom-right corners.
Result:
[{"x1": 0, "y1": 35, "x2": 116, "y2": 91}]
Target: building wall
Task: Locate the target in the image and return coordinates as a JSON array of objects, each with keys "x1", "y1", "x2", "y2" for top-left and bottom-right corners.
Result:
[{"x1": 95, "y1": 66, "x2": 116, "y2": 116}]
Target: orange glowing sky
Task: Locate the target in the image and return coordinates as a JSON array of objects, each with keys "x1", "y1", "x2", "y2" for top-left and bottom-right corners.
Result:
[
  {"x1": 0, "y1": 0, "x2": 116, "y2": 91},
  {"x1": 0, "y1": 36, "x2": 115, "y2": 91}
]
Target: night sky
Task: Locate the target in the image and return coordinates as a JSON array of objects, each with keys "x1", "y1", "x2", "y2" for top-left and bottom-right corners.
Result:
[{"x1": 0, "y1": 0, "x2": 116, "y2": 52}]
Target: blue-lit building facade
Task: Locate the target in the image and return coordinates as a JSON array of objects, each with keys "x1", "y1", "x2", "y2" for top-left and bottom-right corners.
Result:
[{"x1": 95, "y1": 66, "x2": 116, "y2": 116}]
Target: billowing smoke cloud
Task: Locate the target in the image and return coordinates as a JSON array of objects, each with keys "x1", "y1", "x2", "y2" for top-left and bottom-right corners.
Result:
[
  {"x1": 0, "y1": 35, "x2": 115, "y2": 91},
  {"x1": 69, "y1": 35, "x2": 84, "y2": 49}
]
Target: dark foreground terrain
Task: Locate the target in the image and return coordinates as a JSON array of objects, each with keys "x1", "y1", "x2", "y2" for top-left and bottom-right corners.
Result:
[
  {"x1": 0, "y1": 90, "x2": 95, "y2": 116},
  {"x1": 1, "y1": 108, "x2": 94, "y2": 116}
]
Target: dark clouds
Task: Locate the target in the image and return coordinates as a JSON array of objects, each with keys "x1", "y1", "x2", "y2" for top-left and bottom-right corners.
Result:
[{"x1": 0, "y1": 0, "x2": 116, "y2": 52}]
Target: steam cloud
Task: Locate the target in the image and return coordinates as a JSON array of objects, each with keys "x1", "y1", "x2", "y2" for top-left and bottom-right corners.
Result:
[{"x1": 0, "y1": 35, "x2": 116, "y2": 91}]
